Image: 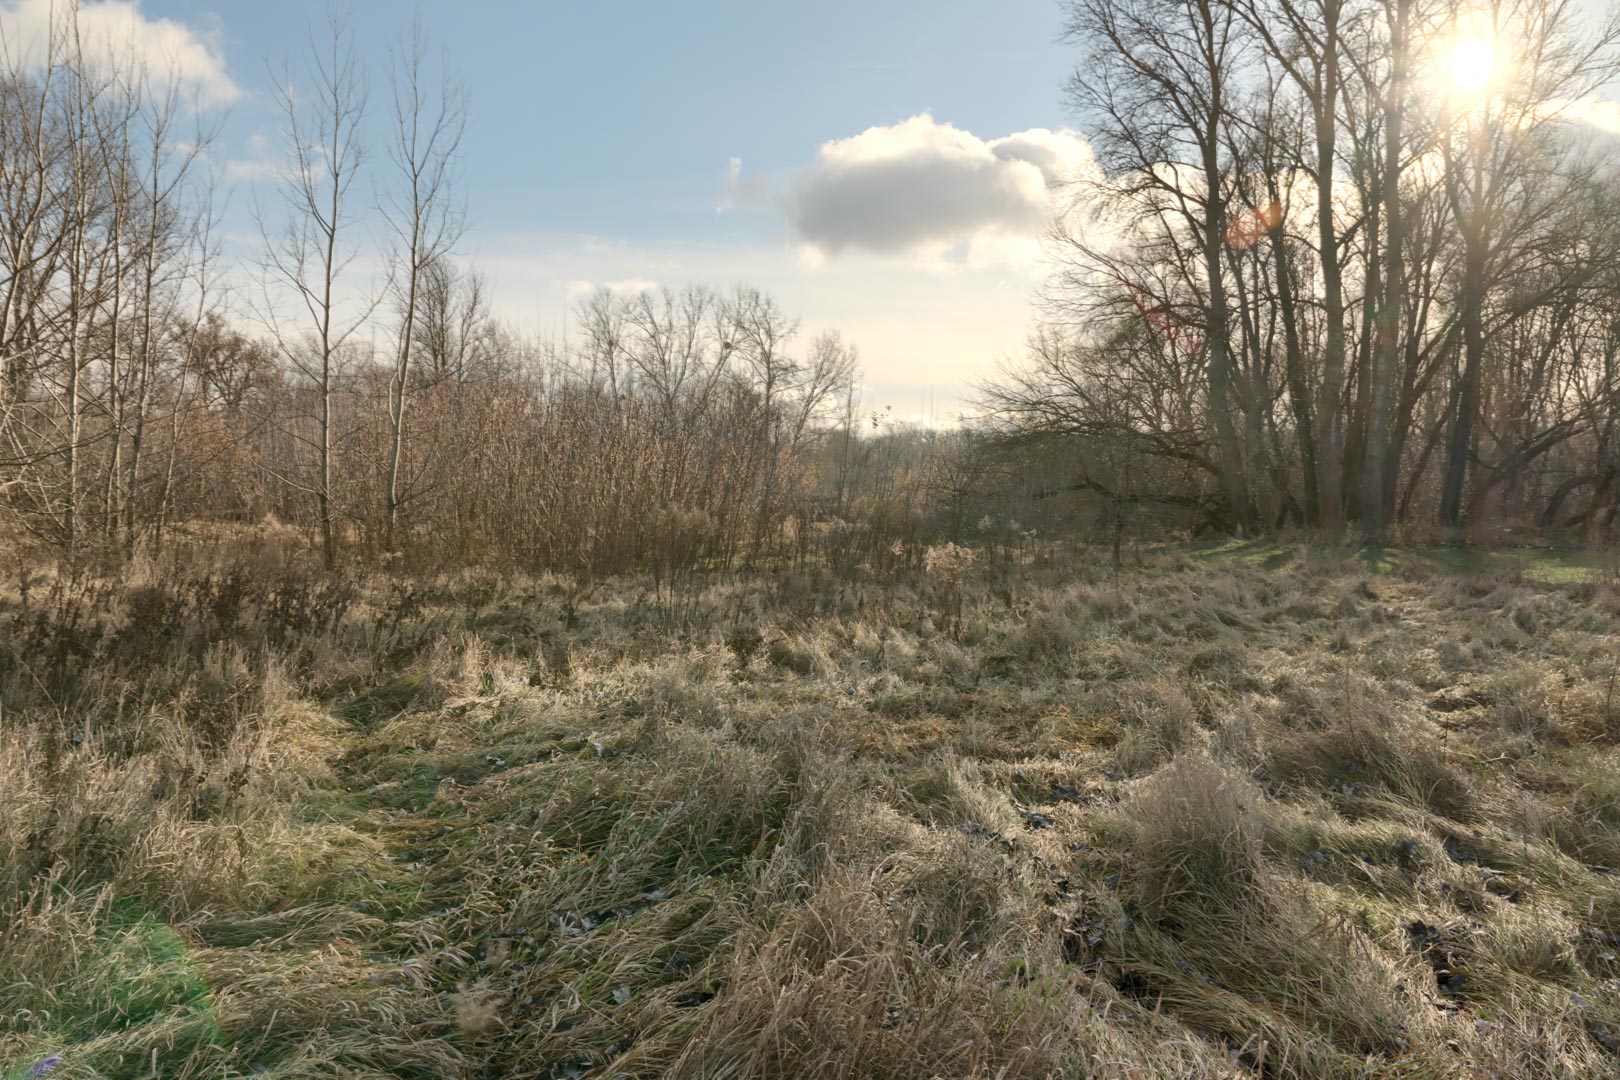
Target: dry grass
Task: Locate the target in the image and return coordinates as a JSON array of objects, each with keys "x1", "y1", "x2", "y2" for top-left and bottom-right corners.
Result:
[{"x1": 3, "y1": 541, "x2": 1620, "y2": 1077}]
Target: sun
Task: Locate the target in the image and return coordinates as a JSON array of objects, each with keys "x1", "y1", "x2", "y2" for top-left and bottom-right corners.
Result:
[{"x1": 1446, "y1": 36, "x2": 1500, "y2": 96}]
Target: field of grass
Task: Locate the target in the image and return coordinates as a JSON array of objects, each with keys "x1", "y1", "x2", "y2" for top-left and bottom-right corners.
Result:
[{"x1": 4, "y1": 539, "x2": 1620, "y2": 1078}]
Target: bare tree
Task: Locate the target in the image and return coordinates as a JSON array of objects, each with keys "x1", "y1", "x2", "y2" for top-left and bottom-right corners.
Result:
[
  {"x1": 0, "y1": 18, "x2": 70, "y2": 491},
  {"x1": 990, "y1": 0, "x2": 1620, "y2": 545},
  {"x1": 1234, "y1": 0, "x2": 1365, "y2": 530},
  {"x1": 119, "y1": 70, "x2": 211, "y2": 553},
  {"x1": 256, "y1": 12, "x2": 372, "y2": 569},
  {"x1": 379, "y1": 15, "x2": 466, "y2": 549},
  {"x1": 1435, "y1": 0, "x2": 1620, "y2": 535},
  {"x1": 1061, "y1": 0, "x2": 1260, "y2": 533},
  {"x1": 1359, "y1": 0, "x2": 1413, "y2": 539},
  {"x1": 413, "y1": 257, "x2": 490, "y2": 387}
]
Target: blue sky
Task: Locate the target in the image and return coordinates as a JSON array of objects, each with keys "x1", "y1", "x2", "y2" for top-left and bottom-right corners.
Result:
[
  {"x1": 7, "y1": 2, "x2": 1620, "y2": 417},
  {"x1": 190, "y1": 1, "x2": 1072, "y2": 235},
  {"x1": 104, "y1": 0, "x2": 1084, "y2": 418}
]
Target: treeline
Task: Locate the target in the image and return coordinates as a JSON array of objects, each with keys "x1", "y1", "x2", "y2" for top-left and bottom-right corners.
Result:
[
  {"x1": 26, "y1": 0, "x2": 1594, "y2": 568},
  {"x1": 989, "y1": 0, "x2": 1620, "y2": 542},
  {"x1": 0, "y1": 10, "x2": 1056, "y2": 574}
]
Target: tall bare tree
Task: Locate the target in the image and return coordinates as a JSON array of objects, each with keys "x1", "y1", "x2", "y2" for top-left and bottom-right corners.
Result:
[
  {"x1": 1061, "y1": 0, "x2": 1260, "y2": 533},
  {"x1": 257, "y1": 12, "x2": 372, "y2": 568},
  {"x1": 1436, "y1": 0, "x2": 1620, "y2": 535},
  {"x1": 1361, "y1": 0, "x2": 1413, "y2": 539},
  {"x1": 379, "y1": 15, "x2": 466, "y2": 549}
]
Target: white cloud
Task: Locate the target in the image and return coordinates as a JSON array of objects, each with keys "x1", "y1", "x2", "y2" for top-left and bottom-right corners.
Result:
[
  {"x1": 716, "y1": 156, "x2": 770, "y2": 214},
  {"x1": 783, "y1": 113, "x2": 1098, "y2": 270},
  {"x1": 1545, "y1": 95, "x2": 1620, "y2": 136},
  {"x1": 0, "y1": 0, "x2": 239, "y2": 104},
  {"x1": 564, "y1": 277, "x2": 659, "y2": 300},
  {"x1": 223, "y1": 130, "x2": 281, "y2": 182}
]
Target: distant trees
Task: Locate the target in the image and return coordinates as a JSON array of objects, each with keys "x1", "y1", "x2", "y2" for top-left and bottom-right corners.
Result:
[
  {"x1": 535, "y1": 284, "x2": 857, "y2": 572},
  {"x1": 0, "y1": 6, "x2": 886, "y2": 573},
  {"x1": 995, "y1": 0, "x2": 1620, "y2": 541}
]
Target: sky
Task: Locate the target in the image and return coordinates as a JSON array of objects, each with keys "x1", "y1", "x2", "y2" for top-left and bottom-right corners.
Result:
[
  {"x1": 7, "y1": 2, "x2": 1620, "y2": 422},
  {"x1": 2, "y1": 0, "x2": 1089, "y2": 421}
]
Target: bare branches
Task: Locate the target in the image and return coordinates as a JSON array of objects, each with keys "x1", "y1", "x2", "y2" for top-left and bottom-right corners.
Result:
[
  {"x1": 1006, "y1": 0, "x2": 1620, "y2": 540},
  {"x1": 254, "y1": 11, "x2": 372, "y2": 568},
  {"x1": 378, "y1": 12, "x2": 468, "y2": 542}
]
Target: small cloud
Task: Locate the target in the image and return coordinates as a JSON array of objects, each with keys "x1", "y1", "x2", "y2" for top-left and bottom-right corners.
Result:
[
  {"x1": 781, "y1": 113, "x2": 1099, "y2": 270},
  {"x1": 224, "y1": 160, "x2": 281, "y2": 182},
  {"x1": 605, "y1": 277, "x2": 658, "y2": 295},
  {"x1": 223, "y1": 131, "x2": 281, "y2": 182},
  {"x1": 1550, "y1": 95, "x2": 1620, "y2": 136},
  {"x1": 716, "y1": 156, "x2": 770, "y2": 214},
  {"x1": 567, "y1": 277, "x2": 659, "y2": 299}
]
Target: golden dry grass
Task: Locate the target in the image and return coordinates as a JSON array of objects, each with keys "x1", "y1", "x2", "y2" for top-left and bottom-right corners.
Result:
[{"x1": 3, "y1": 541, "x2": 1619, "y2": 1077}]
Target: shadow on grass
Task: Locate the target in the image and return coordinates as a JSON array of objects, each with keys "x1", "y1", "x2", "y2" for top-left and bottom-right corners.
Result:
[
  {"x1": 1181, "y1": 537, "x2": 1602, "y2": 584},
  {"x1": 2, "y1": 900, "x2": 221, "y2": 1080},
  {"x1": 1386, "y1": 544, "x2": 1600, "y2": 583}
]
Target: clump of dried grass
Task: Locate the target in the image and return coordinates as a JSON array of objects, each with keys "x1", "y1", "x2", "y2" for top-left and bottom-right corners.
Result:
[
  {"x1": 1124, "y1": 754, "x2": 1269, "y2": 919},
  {"x1": 667, "y1": 867, "x2": 1093, "y2": 1080}
]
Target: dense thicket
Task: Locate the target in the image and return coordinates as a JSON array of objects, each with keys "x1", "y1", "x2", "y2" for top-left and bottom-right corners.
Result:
[{"x1": 988, "y1": 0, "x2": 1620, "y2": 542}]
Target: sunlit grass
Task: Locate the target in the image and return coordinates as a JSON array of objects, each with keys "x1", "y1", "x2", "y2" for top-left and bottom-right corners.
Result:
[{"x1": 4, "y1": 543, "x2": 1620, "y2": 1076}]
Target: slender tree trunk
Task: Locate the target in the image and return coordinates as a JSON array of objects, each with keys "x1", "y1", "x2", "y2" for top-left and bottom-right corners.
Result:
[
  {"x1": 320, "y1": 353, "x2": 336, "y2": 569},
  {"x1": 102, "y1": 234, "x2": 124, "y2": 541},
  {"x1": 1343, "y1": 227, "x2": 1376, "y2": 521},
  {"x1": 1314, "y1": 1, "x2": 1348, "y2": 533},
  {"x1": 63, "y1": 174, "x2": 90, "y2": 554},
  {"x1": 386, "y1": 273, "x2": 416, "y2": 549},
  {"x1": 124, "y1": 187, "x2": 164, "y2": 554},
  {"x1": 1440, "y1": 225, "x2": 1487, "y2": 535},
  {"x1": 65, "y1": 295, "x2": 81, "y2": 550},
  {"x1": 319, "y1": 169, "x2": 339, "y2": 570},
  {"x1": 1363, "y1": 0, "x2": 1409, "y2": 541},
  {"x1": 1201, "y1": 151, "x2": 1256, "y2": 530},
  {"x1": 1272, "y1": 225, "x2": 1321, "y2": 523}
]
